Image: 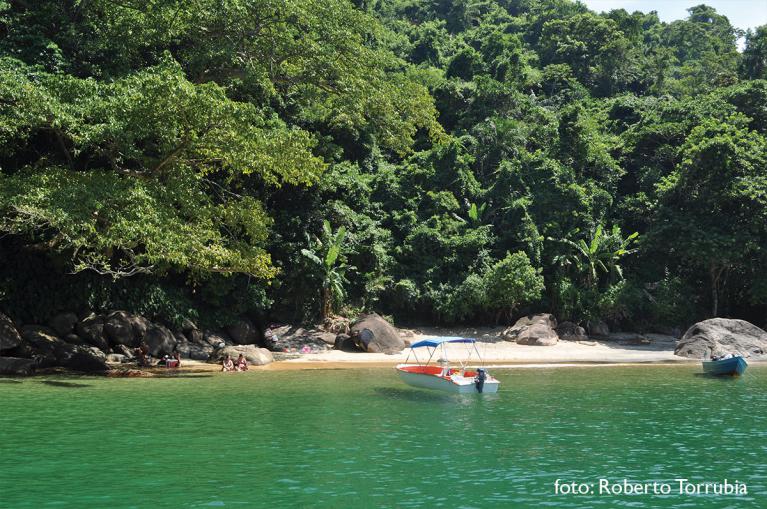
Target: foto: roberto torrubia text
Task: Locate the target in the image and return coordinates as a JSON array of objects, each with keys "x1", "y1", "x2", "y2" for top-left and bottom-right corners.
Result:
[{"x1": 554, "y1": 478, "x2": 748, "y2": 496}]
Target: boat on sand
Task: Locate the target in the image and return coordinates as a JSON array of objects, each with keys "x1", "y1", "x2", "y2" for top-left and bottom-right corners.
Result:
[{"x1": 396, "y1": 337, "x2": 500, "y2": 393}]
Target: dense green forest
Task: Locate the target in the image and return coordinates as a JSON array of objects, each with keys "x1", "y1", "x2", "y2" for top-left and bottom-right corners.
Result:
[{"x1": 1, "y1": 0, "x2": 766, "y2": 332}]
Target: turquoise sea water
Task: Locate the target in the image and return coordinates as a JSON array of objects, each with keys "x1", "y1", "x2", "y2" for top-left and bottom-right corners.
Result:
[{"x1": 0, "y1": 365, "x2": 765, "y2": 508}]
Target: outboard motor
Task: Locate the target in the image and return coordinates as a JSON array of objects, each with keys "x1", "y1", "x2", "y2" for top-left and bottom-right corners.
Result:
[{"x1": 475, "y1": 368, "x2": 486, "y2": 393}]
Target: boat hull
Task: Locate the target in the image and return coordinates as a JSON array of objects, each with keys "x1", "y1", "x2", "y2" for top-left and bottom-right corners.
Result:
[
  {"x1": 396, "y1": 365, "x2": 499, "y2": 394},
  {"x1": 702, "y1": 356, "x2": 748, "y2": 376}
]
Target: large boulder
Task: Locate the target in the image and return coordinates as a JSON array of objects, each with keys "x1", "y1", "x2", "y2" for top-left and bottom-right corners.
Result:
[
  {"x1": 48, "y1": 312, "x2": 79, "y2": 336},
  {"x1": 556, "y1": 321, "x2": 587, "y2": 342},
  {"x1": 58, "y1": 345, "x2": 111, "y2": 373},
  {"x1": 588, "y1": 320, "x2": 610, "y2": 337},
  {"x1": 76, "y1": 314, "x2": 109, "y2": 351},
  {"x1": 210, "y1": 345, "x2": 273, "y2": 366},
  {"x1": 334, "y1": 334, "x2": 363, "y2": 352},
  {"x1": 21, "y1": 326, "x2": 110, "y2": 372},
  {"x1": 21, "y1": 325, "x2": 63, "y2": 366},
  {"x1": 349, "y1": 313, "x2": 405, "y2": 354},
  {"x1": 144, "y1": 325, "x2": 177, "y2": 357},
  {"x1": 226, "y1": 319, "x2": 258, "y2": 345},
  {"x1": 103, "y1": 311, "x2": 150, "y2": 347},
  {"x1": 0, "y1": 312, "x2": 22, "y2": 351},
  {"x1": 203, "y1": 330, "x2": 230, "y2": 349},
  {"x1": 186, "y1": 329, "x2": 204, "y2": 344},
  {"x1": 675, "y1": 318, "x2": 767, "y2": 359},
  {"x1": 503, "y1": 314, "x2": 559, "y2": 346},
  {"x1": 0, "y1": 357, "x2": 35, "y2": 375}
]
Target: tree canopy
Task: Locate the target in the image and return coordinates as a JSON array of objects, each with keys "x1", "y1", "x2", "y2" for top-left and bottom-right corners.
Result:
[{"x1": 1, "y1": 0, "x2": 765, "y2": 331}]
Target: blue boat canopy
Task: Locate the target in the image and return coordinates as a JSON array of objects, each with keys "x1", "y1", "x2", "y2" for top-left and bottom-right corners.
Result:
[{"x1": 409, "y1": 336, "x2": 476, "y2": 349}]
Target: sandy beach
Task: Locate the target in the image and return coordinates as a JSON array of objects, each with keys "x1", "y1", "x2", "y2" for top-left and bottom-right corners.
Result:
[{"x1": 135, "y1": 326, "x2": 700, "y2": 374}]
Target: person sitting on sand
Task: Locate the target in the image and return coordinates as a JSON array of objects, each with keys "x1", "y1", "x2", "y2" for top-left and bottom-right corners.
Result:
[
  {"x1": 235, "y1": 353, "x2": 248, "y2": 371},
  {"x1": 221, "y1": 354, "x2": 234, "y2": 372},
  {"x1": 134, "y1": 342, "x2": 150, "y2": 367}
]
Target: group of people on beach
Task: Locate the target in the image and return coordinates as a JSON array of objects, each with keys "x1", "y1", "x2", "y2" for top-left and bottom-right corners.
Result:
[
  {"x1": 221, "y1": 353, "x2": 248, "y2": 372},
  {"x1": 133, "y1": 343, "x2": 181, "y2": 368}
]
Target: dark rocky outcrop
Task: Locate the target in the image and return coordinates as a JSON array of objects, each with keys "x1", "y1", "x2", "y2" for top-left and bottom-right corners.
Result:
[
  {"x1": 103, "y1": 311, "x2": 149, "y2": 347},
  {"x1": 349, "y1": 313, "x2": 405, "y2": 354},
  {"x1": 48, "y1": 312, "x2": 79, "y2": 337},
  {"x1": 556, "y1": 321, "x2": 587, "y2": 342},
  {"x1": 58, "y1": 345, "x2": 110, "y2": 373},
  {"x1": 186, "y1": 329, "x2": 204, "y2": 344},
  {"x1": 210, "y1": 345, "x2": 273, "y2": 365},
  {"x1": 334, "y1": 333, "x2": 362, "y2": 352},
  {"x1": 0, "y1": 313, "x2": 22, "y2": 351},
  {"x1": 144, "y1": 325, "x2": 177, "y2": 357},
  {"x1": 588, "y1": 320, "x2": 610, "y2": 337},
  {"x1": 76, "y1": 314, "x2": 109, "y2": 351},
  {"x1": 675, "y1": 318, "x2": 767, "y2": 359},
  {"x1": 203, "y1": 330, "x2": 230, "y2": 349},
  {"x1": 0, "y1": 357, "x2": 35, "y2": 375},
  {"x1": 226, "y1": 319, "x2": 258, "y2": 345},
  {"x1": 503, "y1": 314, "x2": 559, "y2": 346}
]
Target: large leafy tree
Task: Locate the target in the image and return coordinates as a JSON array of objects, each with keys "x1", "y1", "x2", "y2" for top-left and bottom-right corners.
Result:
[{"x1": 651, "y1": 115, "x2": 767, "y2": 317}]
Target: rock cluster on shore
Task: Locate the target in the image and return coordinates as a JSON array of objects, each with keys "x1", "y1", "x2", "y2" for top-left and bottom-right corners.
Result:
[
  {"x1": 674, "y1": 318, "x2": 767, "y2": 359},
  {"x1": 0, "y1": 311, "x2": 276, "y2": 375}
]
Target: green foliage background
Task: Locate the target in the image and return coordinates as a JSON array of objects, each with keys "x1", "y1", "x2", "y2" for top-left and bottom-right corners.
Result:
[{"x1": 0, "y1": 0, "x2": 766, "y2": 331}]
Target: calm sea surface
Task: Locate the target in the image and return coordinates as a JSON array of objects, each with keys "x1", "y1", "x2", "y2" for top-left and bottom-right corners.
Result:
[{"x1": 0, "y1": 365, "x2": 765, "y2": 508}]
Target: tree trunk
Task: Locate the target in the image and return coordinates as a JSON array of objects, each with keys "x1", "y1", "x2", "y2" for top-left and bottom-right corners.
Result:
[
  {"x1": 321, "y1": 287, "x2": 332, "y2": 320},
  {"x1": 709, "y1": 264, "x2": 725, "y2": 317}
]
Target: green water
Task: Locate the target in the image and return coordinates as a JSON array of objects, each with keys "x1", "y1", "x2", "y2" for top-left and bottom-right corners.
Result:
[{"x1": 0, "y1": 365, "x2": 765, "y2": 508}]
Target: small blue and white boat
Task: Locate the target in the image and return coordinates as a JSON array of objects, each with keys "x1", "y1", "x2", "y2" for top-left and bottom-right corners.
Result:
[{"x1": 702, "y1": 356, "x2": 748, "y2": 376}]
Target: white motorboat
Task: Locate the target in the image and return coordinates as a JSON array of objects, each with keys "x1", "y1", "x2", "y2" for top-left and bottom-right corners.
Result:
[{"x1": 396, "y1": 337, "x2": 499, "y2": 394}]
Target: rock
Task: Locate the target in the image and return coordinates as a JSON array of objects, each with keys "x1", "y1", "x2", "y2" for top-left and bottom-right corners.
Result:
[
  {"x1": 675, "y1": 318, "x2": 767, "y2": 359},
  {"x1": 76, "y1": 314, "x2": 109, "y2": 351},
  {"x1": 607, "y1": 332, "x2": 647, "y2": 343},
  {"x1": 210, "y1": 345, "x2": 273, "y2": 366},
  {"x1": 48, "y1": 312, "x2": 79, "y2": 336},
  {"x1": 21, "y1": 326, "x2": 109, "y2": 372},
  {"x1": 21, "y1": 325, "x2": 61, "y2": 350},
  {"x1": 103, "y1": 311, "x2": 150, "y2": 347},
  {"x1": 349, "y1": 313, "x2": 405, "y2": 354},
  {"x1": 203, "y1": 330, "x2": 230, "y2": 349},
  {"x1": 181, "y1": 318, "x2": 198, "y2": 333},
  {"x1": 317, "y1": 332, "x2": 337, "y2": 346},
  {"x1": 0, "y1": 357, "x2": 35, "y2": 375},
  {"x1": 588, "y1": 320, "x2": 609, "y2": 337},
  {"x1": 60, "y1": 345, "x2": 110, "y2": 372},
  {"x1": 144, "y1": 325, "x2": 177, "y2": 357},
  {"x1": 578, "y1": 340, "x2": 597, "y2": 346},
  {"x1": 266, "y1": 325, "x2": 333, "y2": 352},
  {"x1": 226, "y1": 319, "x2": 258, "y2": 345},
  {"x1": 0, "y1": 313, "x2": 22, "y2": 351},
  {"x1": 114, "y1": 344, "x2": 135, "y2": 360},
  {"x1": 556, "y1": 321, "x2": 587, "y2": 341},
  {"x1": 62, "y1": 333, "x2": 85, "y2": 345},
  {"x1": 187, "y1": 343, "x2": 214, "y2": 361},
  {"x1": 503, "y1": 314, "x2": 559, "y2": 346},
  {"x1": 334, "y1": 333, "x2": 362, "y2": 352},
  {"x1": 187, "y1": 329, "x2": 204, "y2": 344},
  {"x1": 106, "y1": 353, "x2": 127, "y2": 363},
  {"x1": 645, "y1": 333, "x2": 678, "y2": 343}
]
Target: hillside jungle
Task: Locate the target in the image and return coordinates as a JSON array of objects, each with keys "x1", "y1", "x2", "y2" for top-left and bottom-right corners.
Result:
[{"x1": 1, "y1": 0, "x2": 766, "y2": 335}]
